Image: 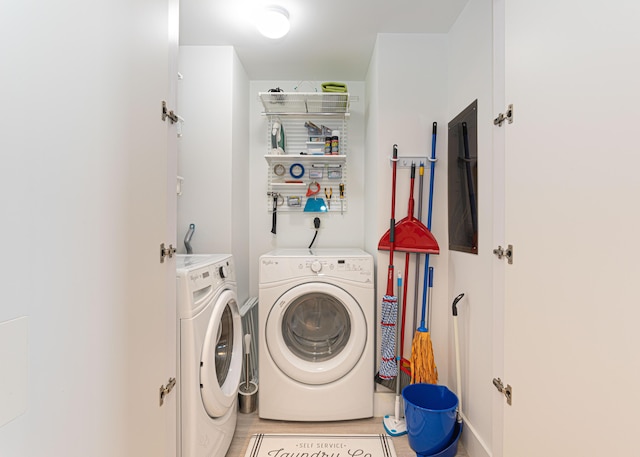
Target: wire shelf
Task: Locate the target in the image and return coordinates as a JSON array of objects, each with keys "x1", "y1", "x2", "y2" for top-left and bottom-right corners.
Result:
[{"x1": 259, "y1": 92, "x2": 351, "y2": 115}]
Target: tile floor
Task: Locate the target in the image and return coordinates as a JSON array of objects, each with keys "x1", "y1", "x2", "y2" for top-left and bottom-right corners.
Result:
[{"x1": 228, "y1": 411, "x2": 468, "y2": 457}]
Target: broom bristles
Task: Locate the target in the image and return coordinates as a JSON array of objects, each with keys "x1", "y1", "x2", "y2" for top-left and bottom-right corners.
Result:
[{"x1": 410, "y1": 330, "x2": 438, "y2": 384}]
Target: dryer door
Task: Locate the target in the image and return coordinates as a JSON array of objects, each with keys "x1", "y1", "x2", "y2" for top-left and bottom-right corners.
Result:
[
  {"x1": 265, "y1": 282, "x2": 367, "y2": 385},
  {"x1": 200, "y1": 288, "x2": 243, "y2": 417}
]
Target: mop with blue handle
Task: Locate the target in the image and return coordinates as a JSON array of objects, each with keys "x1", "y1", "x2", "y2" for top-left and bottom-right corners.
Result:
[
  {"x1": 411, "y1": 267, "x2": 437, "y2": 383},
  {"x1": 410, "y1": 122, "x2": 438, "y2": 384}
]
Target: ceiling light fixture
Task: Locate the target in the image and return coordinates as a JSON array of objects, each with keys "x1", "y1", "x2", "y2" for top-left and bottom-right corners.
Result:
[{"x1": 256, "y1": 5, "x2": 290, "y2": 39}]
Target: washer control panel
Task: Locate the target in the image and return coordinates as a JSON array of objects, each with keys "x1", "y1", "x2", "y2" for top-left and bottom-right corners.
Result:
[
  {"x1": 259, "y1": 250, "x2": 373, "y2": 285},
  {"x1": 176, "y1": 255, "x2": 236, "y2": 316},
  {"x1": 310, "y1": 260, "x2": 323, "y2": 273},
  {"x1": 187, "y1": 259, "x2": 234, "y2": 286}
]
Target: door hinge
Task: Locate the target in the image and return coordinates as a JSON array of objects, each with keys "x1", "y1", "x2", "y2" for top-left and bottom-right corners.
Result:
[
  {"x1": 493, "y1": 104, "x2": 513, "y2": 126},
  {"x1": 160, "y1": 243, "x2": 177, "y2": 263},
  {"x1": 161, "y1": 100, "x2": 179, "y2": 124},
  {"x1": 493, "y1": 244, "x2": 514, "y2": 264},
  {"x1": 492, "y1": 377, "x2": 513, "y2": 405},
  {"x1": 159, "y1": 377, "x2": 176, "y2": 407}
]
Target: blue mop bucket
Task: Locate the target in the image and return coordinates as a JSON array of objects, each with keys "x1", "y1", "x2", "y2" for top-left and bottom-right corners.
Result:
[
  {"x1": 424, "y1": 421, "x2": 462, "y2": 457},
  {"x1": 402, "y1": 383, "x2": 459, "y2": 456}
]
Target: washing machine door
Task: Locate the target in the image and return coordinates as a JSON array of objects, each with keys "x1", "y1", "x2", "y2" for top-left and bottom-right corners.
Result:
[
  {"x1": 265, "y1": 282, "x2": 367, "y2": 385},
  {"x1": 200, "y1": 288, "x2": 243, "y2": 417}
]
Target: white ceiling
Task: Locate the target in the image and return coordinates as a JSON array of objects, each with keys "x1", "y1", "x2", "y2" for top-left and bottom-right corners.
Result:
[{"x1": 179, "y1": 0, "x2": 470, "y2": 81}]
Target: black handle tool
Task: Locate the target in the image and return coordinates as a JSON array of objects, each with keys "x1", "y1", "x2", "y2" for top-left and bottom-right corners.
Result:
[{"x1": 270, "y1": 192, "x2": 279, "y2": 234}]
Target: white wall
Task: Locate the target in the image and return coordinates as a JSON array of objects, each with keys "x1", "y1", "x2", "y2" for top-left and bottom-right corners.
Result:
[
  {"x1": 446, "y1": 0, "x2": 494, "y2": 455},
  {"x1": 177, "y1": 68, "x2": 365, "y2": 304},
  {"x1": 177, "y1": 46, "x2": 251, "y2": 304},
  {"x1": 364, "y1": 42, "x2": 381, "y2": 259},
  {"x1": 0, "y1": 0, "x2": 174, "y2": 456},
  {"x1": 177, "y1": 46, "x2": 233, "y2": 255},
  {"x1": 247, "y1": 81, "x2": 367, "y2": 297},
  {"x1": 366, "y1": 34, "x2": 451, "y2": 391}
]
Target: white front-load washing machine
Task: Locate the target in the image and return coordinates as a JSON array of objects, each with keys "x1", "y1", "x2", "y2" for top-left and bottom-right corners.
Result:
[
  {"x1": 176, "y1": 254, "x2": 242, "y2": 457},
  {"x1": 258, "y1": 248, "x2": 375, "y2": 421}
]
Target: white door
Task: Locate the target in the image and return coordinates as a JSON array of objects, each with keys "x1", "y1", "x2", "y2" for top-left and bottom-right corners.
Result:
[
  {"x1": 165, "y1": 1, "x2": 180, "y2": 454},
  {"x1": 124, "y1": 0, "x2": 179, "y2": 455},
  {"x1": 126, "y1": 0, "x2": 179, "y2": 454},
  {"x1": 0, "y1": 0, "x2": 178, "y2": 455},
  {"x1": 499, "y1": 1, "x2": 640, "y2": 455}
]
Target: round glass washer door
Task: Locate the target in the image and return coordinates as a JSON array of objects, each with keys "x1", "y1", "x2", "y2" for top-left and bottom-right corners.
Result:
[
  {"x1": 265, "y1": 282, "x2": 367, "y2": 385},
  {"x1": 200, "y1": 288, "x2": 243, "y2": 418}
]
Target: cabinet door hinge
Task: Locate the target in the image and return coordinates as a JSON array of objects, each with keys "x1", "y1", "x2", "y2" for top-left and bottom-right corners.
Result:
[
  {"x1": 159, "y1": 377, "x2": 176, "y2": 406},
  {"x1": 161, "y1": 100, "x2": 179, "y2": 124},
  {"x1": 493, "y1": 244, "x2": 514, "y2": 264},
  {"x1": 492, "y1": 377, "x2": 513, "y2": 405},
  {"x1": 160, "y1": 243, "x2": 177, "y2": 263},
  {"x1": 494, "y1": 104, "x2": 513, "y2": 126}
]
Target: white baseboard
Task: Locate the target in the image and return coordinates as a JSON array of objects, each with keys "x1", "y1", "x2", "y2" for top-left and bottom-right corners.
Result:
[
  {"x1": 460, "y1": 412, "x2": 493, "y2": 457},
  {"x1": 373, "y1": 391, "x2": 395, "y2": 417}
]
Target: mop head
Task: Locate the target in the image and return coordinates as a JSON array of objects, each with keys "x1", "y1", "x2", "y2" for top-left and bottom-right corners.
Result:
[
  {"x1": 383, "y1": 415, "x2": 407, "y2": 437},
  {"x1": 410, "y1": 330, "x2": 438, "y2": 384},
  {"x1": 376, "y1": 294, "x2": 398, "y2": 388}
]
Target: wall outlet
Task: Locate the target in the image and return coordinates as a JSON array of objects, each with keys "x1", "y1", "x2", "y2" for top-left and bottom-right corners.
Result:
[{"x1": 396, "y1": 156, "x2": 427, "y2": 168}]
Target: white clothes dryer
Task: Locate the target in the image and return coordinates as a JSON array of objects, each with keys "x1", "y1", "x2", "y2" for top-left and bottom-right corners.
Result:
[
  {"x1": 258, "y1": 248, "x2": 375, "y2": 421},
  {"x1": 176, "y1": 254, "x2": 242, "y2": 457}
]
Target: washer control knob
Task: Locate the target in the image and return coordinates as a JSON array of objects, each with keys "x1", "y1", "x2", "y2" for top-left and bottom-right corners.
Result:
[
  {"x1": 219, "y1": 265, "x2": 229, "y2": 279},
  {"x1": 310, "y1": 260, "x2": 322, "y2": 273}
]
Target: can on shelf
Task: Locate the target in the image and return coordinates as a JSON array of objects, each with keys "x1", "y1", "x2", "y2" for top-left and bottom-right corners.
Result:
[
  {"x1": 331, "y1": 136, "x2": 339, "y2": 154},
  {"x1": 324, "y1": 137, "x2": 332, "y2": 155}
]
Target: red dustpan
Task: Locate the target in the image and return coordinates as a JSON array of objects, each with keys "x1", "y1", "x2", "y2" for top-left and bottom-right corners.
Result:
[{"x1": 378, "y1": 163, "x2": 439, "y2": 254}]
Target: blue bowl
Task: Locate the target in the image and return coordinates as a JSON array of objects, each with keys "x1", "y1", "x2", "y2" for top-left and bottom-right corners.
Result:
[{"x1": 402, "y1": 383, "x2": 458, "y2": 456}]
